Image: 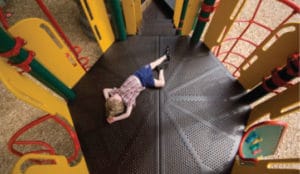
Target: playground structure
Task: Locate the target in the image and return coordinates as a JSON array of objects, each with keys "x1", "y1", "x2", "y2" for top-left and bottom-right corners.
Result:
[{"x1": 0, "y1": 0, "x2": 299, "y2": 174}]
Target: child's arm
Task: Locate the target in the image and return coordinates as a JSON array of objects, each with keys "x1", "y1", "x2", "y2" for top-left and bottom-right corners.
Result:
[
  {"x1": 107, "y1": 105, "x2": 133, "y2": 124},
  {"x1": 103, "y1": 88, "x2": 113, "y2": 99}
]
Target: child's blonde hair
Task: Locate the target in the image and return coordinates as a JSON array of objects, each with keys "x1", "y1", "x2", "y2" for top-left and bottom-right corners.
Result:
[{"x1": 105, "y1": 98, "x2": 125, "y2": 117}]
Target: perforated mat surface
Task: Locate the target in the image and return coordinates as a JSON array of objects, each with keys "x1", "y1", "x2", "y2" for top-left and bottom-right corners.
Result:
[{"x1": 69, "y1": 36, "x2": 250, "y2": 174}]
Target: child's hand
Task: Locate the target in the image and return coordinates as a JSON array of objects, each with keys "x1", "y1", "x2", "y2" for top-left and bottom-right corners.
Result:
[
  {"x1": 107, "y1": 116, "x2": 115, "y2": 124},
  {"x1": 103, "y1": 88, "x2": 111, "y2": 100}
]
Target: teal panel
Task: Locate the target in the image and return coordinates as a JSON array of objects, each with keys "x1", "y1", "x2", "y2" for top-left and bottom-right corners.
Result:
[{"x1": 242, "y1": 125, "x2": 285, "y2": 159}]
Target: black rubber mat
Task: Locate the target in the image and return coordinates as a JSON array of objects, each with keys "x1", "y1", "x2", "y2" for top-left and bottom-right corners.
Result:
[
  {"x1": 69, "y1": 36, "x2": 250, "y2": 174},
  {"x1": 163, "y1": 0, "x2": 176, "y2": 10},
  {"x1": 159, "y1": 37, "x2": 250, "y2": 174},
  {"x1": 140, "y1": 1, "x2": 175, "y2": 36}
]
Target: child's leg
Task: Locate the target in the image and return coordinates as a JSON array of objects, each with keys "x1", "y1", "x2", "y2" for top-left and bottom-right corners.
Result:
[
  {"x1": 153, "y1": 69, "x2": 165, "y2": 87},
  {"x1": 150, "y1": 55, "x2": 167, "y2": 70}
]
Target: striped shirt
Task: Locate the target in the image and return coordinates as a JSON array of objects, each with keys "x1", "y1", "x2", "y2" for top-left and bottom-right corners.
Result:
[{"x1": 109, "y1": 75, "x2": 145, "y2": 107}]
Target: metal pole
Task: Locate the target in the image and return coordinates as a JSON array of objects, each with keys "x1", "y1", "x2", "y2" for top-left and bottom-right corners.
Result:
[
  {"x1": 191, "y1": 0, "x2": 216, "y2": 43},
  {"x1": 176, "y1": 0, "x2": 189, "y2": 35},
  {"x1": 0, "y1": 27, "x2": 76, "y2": 100},
  {"x1": 107, "y1": 0, "x2": 127, "y2": 41},
  {"x1": 241, "y1": 53, "x2": 299, "y2": 103}
]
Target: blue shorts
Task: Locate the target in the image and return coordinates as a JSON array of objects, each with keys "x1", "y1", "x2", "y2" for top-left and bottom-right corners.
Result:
[{"x1": 134, "y1": 65, "x2": 155, "y2": 88}]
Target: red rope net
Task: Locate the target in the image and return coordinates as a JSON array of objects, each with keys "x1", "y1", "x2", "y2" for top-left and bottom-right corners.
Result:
[
  {"x1": 212, "y1": 0, "x2": 299, "y2": 77},
  {"x1": 8, "y1": 114, "x2": 81, "y2": 165}
]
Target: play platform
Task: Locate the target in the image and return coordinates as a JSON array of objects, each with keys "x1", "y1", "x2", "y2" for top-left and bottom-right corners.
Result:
[
  {"x1": 69, "y1": 35, "x2": 250, "y2": 174},
  {"x1": 68, "y1": 3, "x2": 250, "y2": 173}
]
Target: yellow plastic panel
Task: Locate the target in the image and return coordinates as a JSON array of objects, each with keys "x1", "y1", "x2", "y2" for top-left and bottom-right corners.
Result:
[
  {"x1": 8, "y1": 18, "x2": 85, "y2": 88},
  {"x1": 204, "y1": 0, "x2": 246, "y2": 49},
  {"x1": 173, "y1": 0, "x2": 184, "y2": 28},
  {"x1": 238, "y1": 23, "x2": 299, "y2": 89},
  {"x1": 80, "y1": 0, "x2": 115, "y2": 52},
  {"x1": 0, "y1": 57, "x2": 89, "y2": 174},
  {"x1": 0, "y1": 58, "x2": 74, "y2": 124},
  {"x1": 231, "y1": 157, "x2": 300, "y2": 174},
  {"x1": 181, "y1": 0, "x2": 201, "y2": 35},
  {"x1": 246, "y1": 83, "x2": 300, "y2": 130},
  {"x1": 135, "y1": 0, "x2": 142, "y2": 28},
  {"x1": 122, "y1": 0, "x2": 137, "y2": 35},
  {"x1": 12, "y1": 154, "x2": 89, "y2": 174}
]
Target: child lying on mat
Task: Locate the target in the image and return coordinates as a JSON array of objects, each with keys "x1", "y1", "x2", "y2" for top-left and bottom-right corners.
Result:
[{"x1": 103, "y1": 47, "x2": 171, "y2": 124}]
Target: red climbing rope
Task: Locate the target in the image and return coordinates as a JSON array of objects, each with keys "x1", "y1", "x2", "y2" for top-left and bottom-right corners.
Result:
[
  {"x1": 0, "y1": 7, "x2": 9, "y2": 29},
  {"x1": 214, "y1": 0, "x2": 298, "y2": 77},
  {"x1": 35, "y1": 0, "x2": 89, "y2": 72},
  {"x1": 8, "y1": 114, "x2": 81, "y2": 164},
  {"x1": 73, "y1": 46, "x2": 90, "y2": 71},
  {"x1": 34, "y1": 0, "x2": 78, "y2": 58},
  {"x1": 279, "y1": 0, "x2": 300, "y2": 13}
]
